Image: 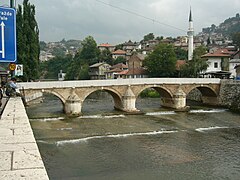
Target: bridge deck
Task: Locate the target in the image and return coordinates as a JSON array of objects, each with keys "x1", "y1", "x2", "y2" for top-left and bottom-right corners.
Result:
[{"x1": 19, "y1": 78, "x2": 221, "y2": 89}]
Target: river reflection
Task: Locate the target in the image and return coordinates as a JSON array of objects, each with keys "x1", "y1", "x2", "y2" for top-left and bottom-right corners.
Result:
[{"x1": 27, "y1": 94, "x2": 240, "y2": 180}]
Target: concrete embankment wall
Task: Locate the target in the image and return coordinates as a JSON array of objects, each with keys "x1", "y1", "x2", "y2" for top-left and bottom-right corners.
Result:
[
  {"x1": 219, "y1": 80, "x2": 240, "y2": 111},
  {"x1": 0, "y1": 97, "x2": 49, "y2": 179}
]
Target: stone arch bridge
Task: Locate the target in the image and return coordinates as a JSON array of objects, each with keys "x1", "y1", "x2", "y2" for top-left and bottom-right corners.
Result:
[{"x1": 19, "y1": 78, "x2": 221, "y2": 116}]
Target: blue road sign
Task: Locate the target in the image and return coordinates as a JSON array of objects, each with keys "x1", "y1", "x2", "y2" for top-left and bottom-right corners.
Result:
[{"x1": 0, "y1": 7, "x2": 17, "y2": 62}]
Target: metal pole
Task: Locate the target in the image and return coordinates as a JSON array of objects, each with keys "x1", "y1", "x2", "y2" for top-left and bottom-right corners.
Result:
[{"x1": 10, "y1": 0, "x2": 14, "y2": 8}]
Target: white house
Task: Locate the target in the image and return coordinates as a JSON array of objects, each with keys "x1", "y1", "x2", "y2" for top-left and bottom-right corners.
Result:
[
  {"x1": 229, "y1": 59, "x2": 240, "y2": 78},
  {"x1": 201, "y1": 48, "x2": 233, "y2": 78}
]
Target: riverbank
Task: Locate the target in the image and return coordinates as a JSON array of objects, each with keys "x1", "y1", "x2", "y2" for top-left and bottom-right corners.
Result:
[{"x1": 0, "y1": 97, "x2": 49, "y2": 179}]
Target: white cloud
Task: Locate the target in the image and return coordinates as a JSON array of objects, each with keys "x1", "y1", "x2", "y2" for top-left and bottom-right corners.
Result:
[{"x1": 1, "y1": 0, "x2": 239, "y2": 44}]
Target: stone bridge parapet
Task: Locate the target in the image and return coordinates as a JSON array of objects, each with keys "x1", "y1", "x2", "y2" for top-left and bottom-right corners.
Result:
[{"x1": 19, "y1": 78, "x2": 221, "y2": 116}]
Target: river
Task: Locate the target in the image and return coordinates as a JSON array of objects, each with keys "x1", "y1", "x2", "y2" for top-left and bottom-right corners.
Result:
[{"x1": 26, "y1": 94, "x2": 240, "y2": 180}]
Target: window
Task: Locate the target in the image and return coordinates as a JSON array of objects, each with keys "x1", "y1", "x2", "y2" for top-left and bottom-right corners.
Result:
[{"x1": 214, "y1": 62, "x2": 218, "y2": 68}]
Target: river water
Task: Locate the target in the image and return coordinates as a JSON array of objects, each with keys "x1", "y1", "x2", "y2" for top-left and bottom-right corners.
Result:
[{"x1": 26, "y1": 94, "x2": 240, "y2": 180}]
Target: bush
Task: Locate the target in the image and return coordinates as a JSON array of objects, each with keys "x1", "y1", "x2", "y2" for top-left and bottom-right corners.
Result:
[{"x1": 139, "y1": 89, "x2": 160, "y2": 98}]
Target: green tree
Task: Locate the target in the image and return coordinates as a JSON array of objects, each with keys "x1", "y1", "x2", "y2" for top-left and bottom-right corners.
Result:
[
  {"x1": 174, "y1": 47, "x2": 188, "y2": 60},
  {"x1": 65, "y1": 36, "x2": 99, "y2": 80},
  {"x1": 39, "y1": 41, "x2": 47, "y2": 50},
  {"x1": 99, "y1": 49, "x2": 113, "y2": 65},
  {"x1": 78, "y1": 36, "x2": 100, "y2": 65},
  {"x1": 114, "y1": 56, "x2": 126, "y2": 65},
  {"x1": 180, "y1": 46, "x2": 208, "y2": 77},
  {"x1": 16, "y1": 0, "x2": 40, "y2": 81},
  {"x1": 143, "y1": 33, "x2": 155, "y2": 41},
  {"x1": 40, "y1": 55, "x2": 72, "y2": 79},
  {"x1": 143, "y1": 43, "x2": 177, "y2": 77}
]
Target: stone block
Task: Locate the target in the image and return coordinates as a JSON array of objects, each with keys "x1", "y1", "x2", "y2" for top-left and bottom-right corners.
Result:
[
  {"x1": 13, "y1": 150, "x2": 45, "y2": 170},
  {"x1": 0, "y1": 152, "x2": 12, "y2": 171}
]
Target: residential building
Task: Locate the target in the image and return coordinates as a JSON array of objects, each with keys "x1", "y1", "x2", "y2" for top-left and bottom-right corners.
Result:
[
  {"x1": 201, "y1": 48, "x2": 237, "y2": 78},
  {"x1": 98, "y1": 43, "x2": 115, "y2": 52},
  {"x1": 39, "y1": 51, "x2": 55, "y2": 62},
  {"x1": 229, "y1": 59, "x2": 240, "y2": 78},
  {"x1": 89, "y1": 62, "x2": 111, "y2": 80},
  {"x1": 235, "y1": 65, "x2": 240, "y2": 79},
  {"x1": 125, "y1": 54, "x2": 148, "y2": 78},
  {"x1": 105, "y1": 63, "x2": 128, "y2": 79},
  {"x1": 112, "y1": 49, "x2": 127, "y2": 60}
]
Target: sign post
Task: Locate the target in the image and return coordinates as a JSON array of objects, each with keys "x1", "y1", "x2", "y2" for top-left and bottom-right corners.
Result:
[{"x1": 0, "y1": 6, "x2": 17, "y2": 63}]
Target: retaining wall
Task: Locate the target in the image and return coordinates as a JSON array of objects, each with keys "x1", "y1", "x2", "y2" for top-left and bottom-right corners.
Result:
[{"x1": 219, "y1": 80, "x2": 240, "y2": 111}]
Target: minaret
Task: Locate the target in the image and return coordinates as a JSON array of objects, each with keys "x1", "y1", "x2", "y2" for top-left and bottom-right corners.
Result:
[{"x1": 187, "y1": 8, "x2": 194, "y2": 61}]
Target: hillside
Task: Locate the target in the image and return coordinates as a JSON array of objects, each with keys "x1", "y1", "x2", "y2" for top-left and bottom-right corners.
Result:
[{"x1": 202, "y1": 13, "x2": 240, "y2": 38}]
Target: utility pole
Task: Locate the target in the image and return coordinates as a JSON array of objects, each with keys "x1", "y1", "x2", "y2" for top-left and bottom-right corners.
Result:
[{"x1": 10, "y1": 0, "x2": 14, "y2": 8}]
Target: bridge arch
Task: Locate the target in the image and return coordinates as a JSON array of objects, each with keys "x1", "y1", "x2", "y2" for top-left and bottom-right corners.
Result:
[
  {"x1": 134, "y1": 85, "x2": 175, "y2": 109},
  {"x1": 186, "y1": 85, "x2": 219, "y2": 105},
  {"x1": 135, "y1": 85, "x2": 173, "y2": 98},
  {"x1": 186, "y1": 85, "x2": 218, "y2": 97},
  {"x1": 81, "y1": 87, "x2": 123, "y2": 111},
  {"x1": 43, "y1": 89, "x2": 66, "y2": 104}
]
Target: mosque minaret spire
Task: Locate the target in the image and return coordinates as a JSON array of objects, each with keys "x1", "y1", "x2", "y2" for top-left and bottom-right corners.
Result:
[{"x1": 187, "y1": 8, "x2": 194, "y2": 61}]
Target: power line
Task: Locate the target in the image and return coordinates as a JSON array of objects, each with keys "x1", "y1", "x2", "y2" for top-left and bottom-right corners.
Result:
[{"x1": 95, "y1": 0, "x2": 186, "y2": 33}]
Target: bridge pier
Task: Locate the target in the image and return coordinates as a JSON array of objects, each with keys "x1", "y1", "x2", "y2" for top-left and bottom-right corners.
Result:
[
  {"x1": 64, "y1": 93, "x2": 82, "y2": 116},
  {"x1": 161, "y1": 87, "x2": 188, "y2": 110},
  {"x1": 122, "y1": 86, "x2": 139, "y2": 112}
]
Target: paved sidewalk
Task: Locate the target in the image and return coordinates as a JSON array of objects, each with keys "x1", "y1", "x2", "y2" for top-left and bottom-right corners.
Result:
[{"x1": 0, "y1": 97, "x2": 49, "y2": 180}]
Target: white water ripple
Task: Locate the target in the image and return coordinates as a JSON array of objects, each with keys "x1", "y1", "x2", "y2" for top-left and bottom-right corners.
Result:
[
  {"x1": 78, "y1": 114, "x2": 125, "y2": 119},
  {"x1": 30, "y1": 117, "x2": 65, "y2": 122},
  {"x1": 190, "y1": 109, "x2": 227, "y2": 113},
  {"x1": 56, "y1": 130, "x2": 178, "y2": 146},
  {"x1": 146, "y1": 111, "x2": 176, "y2": 116},
  {"x1": 195, "y1": 126, "x2": 229, "y2": 132}
]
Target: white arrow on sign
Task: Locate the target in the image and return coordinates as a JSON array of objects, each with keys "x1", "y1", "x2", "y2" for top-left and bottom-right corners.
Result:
[{"x1": 0, "y1": 21, "x2": 5, "y2": 59}]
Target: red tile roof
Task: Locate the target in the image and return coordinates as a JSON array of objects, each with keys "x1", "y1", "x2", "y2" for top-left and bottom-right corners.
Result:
[
  {"x1": 126, "y1": 68, "x2": 147, "y2": 75},
  {"x1": 98, "y1": 43, "x2": 115, "y2": 47},
  {"x1": 176, "y1": 60, "x2": 186, "y2": 70},
  {"x1": 202, "y1": 48, "x2": 234, "y2": 58},
  {"x1": 110, "y1": 63, "x2": 128, "y2": 69},
  {"x1": 112, "y1": 49, "x2": 126, "y2": 55}
]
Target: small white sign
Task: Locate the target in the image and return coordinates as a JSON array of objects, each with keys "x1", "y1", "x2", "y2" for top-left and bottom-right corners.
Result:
[{"x1": 15, "y1": 64, "x2": 23, "y2": 76}]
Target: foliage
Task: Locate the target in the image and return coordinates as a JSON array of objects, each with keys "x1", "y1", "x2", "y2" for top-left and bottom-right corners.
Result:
[
  {"x1": 179, "y1": 46, "x2": 209, "y2": 77},
  {"x1": 16, "y1": 0, "x2": 40, "y2": 81},
  {"x1": 99, "y1": 49, "x2": 113, "y2": 65},
  {"x1": 139, "y1": 88, "x2": 160, "y2": 98},
  {"x1": 39, "y1": 41, "x2": 47, "y2": 50},
  {"x1": 78, "y1": 36, "x2": 100, "y2": 65},
  {"x1": 114, "y1": 56, "x2": 126, "y2": 65},
  {"x1": 143, "y1": 33, "x2": 155, "y2": 41},
  {"x1": 143, "y1": 43, "x2": 177, "y2": 77},
  {"x1": 51, "y1": 46, "x2": 66, "y2": 57},
  {"x1": 115, "y1": 43, "x2": 123, "y2": 50},
  {"x1": 40, "y1": 55, "x2": 72, "y2": 79},
  {"x1": 174, "y1": 47, "x2": 188, "y2": 60},
  {"x1": 65, "y1": 36, "x2": 99, "y2": 80}
]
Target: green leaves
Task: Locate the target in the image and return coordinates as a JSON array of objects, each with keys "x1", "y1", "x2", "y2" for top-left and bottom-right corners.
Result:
[
  {"x1": 144, "y1": 43, "x2": 177, "y2": 77},
  {"x1": 179, "y1": 46, "x2": 208, "y2": 78},
  {"x1": 17, "y1": 0, "x2": 40, "y2": 81}
]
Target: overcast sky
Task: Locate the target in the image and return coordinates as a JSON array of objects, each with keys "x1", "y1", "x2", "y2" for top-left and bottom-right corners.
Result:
[{"x1": 1, "y1": 0, "x2": 240, "y2": 44}]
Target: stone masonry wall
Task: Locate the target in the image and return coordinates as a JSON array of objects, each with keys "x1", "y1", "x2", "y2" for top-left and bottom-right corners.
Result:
[{"x1": 219, "y1": 80, "x2": 240, "y2": 112}]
